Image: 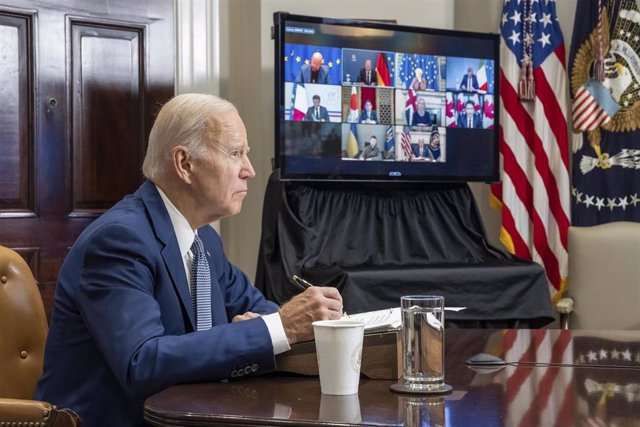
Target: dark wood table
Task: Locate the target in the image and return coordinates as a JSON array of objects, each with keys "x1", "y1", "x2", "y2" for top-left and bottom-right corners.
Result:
[{"x1": 145, "y1": 329, "x2": 640, "y2": 426}]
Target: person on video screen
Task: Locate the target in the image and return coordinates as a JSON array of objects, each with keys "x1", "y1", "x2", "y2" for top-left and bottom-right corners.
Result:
[
  {"x1": 411, "y1": 137, "x2": 428, "y2": 160},
  {"x1": 357, "y1": 59, "x2": 378, "y2": 86},
  {"x1": 457, "y1": 100, "x2": 482, "y2": 128},
  {"x1": 410, "y1": 68, "x2": 428, "y2": 91},
  {"x1": 359, "y1": 99, "x2": 378, "y2": 124},
  {"x1": 359, "y1": 135, "x2": 380, "y2": 160},
  {"x1": 460, "y1": 67, "x2": 479, "y2": 92},
  {"x1": 295, "y1": 52, "x2": 329, "y2": 84},
  {"x1": 427, "y1": 129, "x2": 441, "y2": 161},
  {"x1": 304, "y1": 95, "x2": 330, "y2": 122},
  {"x1": 411, "y1": 97, "x2": 432, "y2": 127}
]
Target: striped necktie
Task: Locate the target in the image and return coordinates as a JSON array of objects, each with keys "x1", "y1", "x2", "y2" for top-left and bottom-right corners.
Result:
[{"x1": 190, "y1": 234, "x2": 212, "y2": 331}]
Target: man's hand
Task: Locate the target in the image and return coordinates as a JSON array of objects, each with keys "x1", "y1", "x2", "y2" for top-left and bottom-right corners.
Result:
[
  {"x1": 278, "y1": 286, "x2": 343, "y2": 345},
  {"x1": 232, "y1": 312, "x2": 261, "y2": 322}
]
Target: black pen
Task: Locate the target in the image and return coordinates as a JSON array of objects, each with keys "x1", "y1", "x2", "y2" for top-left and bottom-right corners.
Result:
[{"x1": 292, "y1": 274, "x2": 315, "y2": 290}]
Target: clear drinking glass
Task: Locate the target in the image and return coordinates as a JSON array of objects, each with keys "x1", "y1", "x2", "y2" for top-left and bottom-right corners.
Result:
[{"x1": 400, "y1": 295, "x2": 445, "y2": 391}]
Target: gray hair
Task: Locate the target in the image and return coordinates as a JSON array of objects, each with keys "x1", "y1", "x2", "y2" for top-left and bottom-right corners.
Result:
[{"x1": 142, "y1": 93, "x2": 236, "y2": 181}]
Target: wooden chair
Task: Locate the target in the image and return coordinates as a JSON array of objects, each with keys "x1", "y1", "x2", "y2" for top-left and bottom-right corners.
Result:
[{"x1": 0, "y1": 245, "x2": 82, "y2": 426}]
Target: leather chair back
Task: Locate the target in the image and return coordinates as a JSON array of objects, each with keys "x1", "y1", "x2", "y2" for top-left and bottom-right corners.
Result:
[
  {"x1": 0, "y1": 246, "x2": 48, "y2": 399},
  {"x1": 568, "y1": 222, "x2": 640, "y2": 329}
]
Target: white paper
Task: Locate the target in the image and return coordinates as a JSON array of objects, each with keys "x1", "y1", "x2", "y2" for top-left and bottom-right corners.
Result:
[{"x1": 347, "y1": 306, "x2": 467, "y2": 332}]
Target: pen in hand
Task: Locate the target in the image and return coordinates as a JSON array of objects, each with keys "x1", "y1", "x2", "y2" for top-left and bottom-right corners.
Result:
[
  {"x1": 292, "y1": 274, "x2": 315, "y2": 290},
  {"x1": 291, "y1": 274, "x2": 349, "y2": 318}
]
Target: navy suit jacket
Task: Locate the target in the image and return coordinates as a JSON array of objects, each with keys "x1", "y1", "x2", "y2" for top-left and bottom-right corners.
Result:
[
  {"x1": 412, "y1": 144, "x2": 429, "y2": 158},
  {"x1": 359, "y1": 110, "x2": 378, "y2": 123},
  {"x1": 304, "y1": 105, "x2": 330, "y2": 121},
  {"x1": 457, "y1": 113, "x2": 483, "y2": 128},
  {"x1": 34, "y1": 180, "x2": 279, "y2": 426},
  {"x1": 460, "y1": 74, "x2": 479, "y2": 91},
  {"x1": 294, "y1": 64, "x2": 329, "y2": 84}
]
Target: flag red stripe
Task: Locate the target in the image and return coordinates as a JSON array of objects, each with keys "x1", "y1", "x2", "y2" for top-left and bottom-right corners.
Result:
[
  {"x1": 534, "y1": 63, "x2": 569, "y2": 167},
  {"x1": 574, "y1": 101, "x2": 599, "y2": 128}
]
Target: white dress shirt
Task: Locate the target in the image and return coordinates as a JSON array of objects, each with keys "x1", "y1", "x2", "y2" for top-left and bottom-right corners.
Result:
[{"x1": 156, "y1": 185, "x2": 290, "y2": 355}]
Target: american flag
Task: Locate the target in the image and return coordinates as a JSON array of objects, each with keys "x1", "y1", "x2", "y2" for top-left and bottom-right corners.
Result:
[
  {"x1": 401, "y1": 126, "x2": 412, "y2": 160},
  {"x1": 490, "y1": 0, "x2": 571, "y2": 301},
  {"x1": 500, "y1": 329, "x2": 574, "y2": 426}
]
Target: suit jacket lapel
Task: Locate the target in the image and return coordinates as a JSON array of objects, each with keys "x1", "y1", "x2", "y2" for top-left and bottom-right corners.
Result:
[{"x1": 139, "y1": 180, "x2": 196, "y2": 330}]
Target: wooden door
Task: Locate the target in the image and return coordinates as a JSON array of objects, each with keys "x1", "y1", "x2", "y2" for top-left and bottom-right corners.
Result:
[{"x1": 0, "y1": 0, "x2": 174, "y2": 319}]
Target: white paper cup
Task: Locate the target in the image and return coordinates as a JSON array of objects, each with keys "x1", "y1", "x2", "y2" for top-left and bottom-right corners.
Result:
[{"x1": 313, "y1": 319, "x2": 365, "y2": 395}]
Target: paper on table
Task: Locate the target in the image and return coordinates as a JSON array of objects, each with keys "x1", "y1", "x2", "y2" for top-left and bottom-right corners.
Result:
[{"x1": 348, "y1": 306, "x2": 467, "y2": 333}]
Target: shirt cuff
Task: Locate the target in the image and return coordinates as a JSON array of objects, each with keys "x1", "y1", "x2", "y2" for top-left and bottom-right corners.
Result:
[{"x1": 262, "y1": 312, "x2": 291, "y2": 355}]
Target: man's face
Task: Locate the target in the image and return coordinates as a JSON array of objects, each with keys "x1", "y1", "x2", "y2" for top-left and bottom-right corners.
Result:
[
  {"x1": 364, "y1": 60, "x2": 372, "y2": 71},
  {"x1": 370, "y1": 137, "x2": 377, "y2": 147},
  {"x1": 365, "y1": 102, "x2": 372, "y2": 112},
  {"x1": 190, "y1": 110, "x2": 255, "y2": 221},
  {"x1": 313, "y1": 98, "x2": 320, "y2": 107},
  {"x1": 466, "y1": 104, "x2": 475, "y2": 117},
  {"x1": 418, "y1": 138, "x2": 425, "y2": 147},
  {"x1": 311, "y1": 55, "x2": 322, "y2": 72}
]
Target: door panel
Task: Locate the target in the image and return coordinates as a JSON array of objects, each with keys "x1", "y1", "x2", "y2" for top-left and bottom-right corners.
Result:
[
  {"x1": 0, "y1": 12, "x2": 34, "y2": 214},
  {"x1": 0, "y1": 0, "x2": 174, "y2": 319},
  {"x1": 70, "y1": 20, "x2": 146, "y2": 213}
]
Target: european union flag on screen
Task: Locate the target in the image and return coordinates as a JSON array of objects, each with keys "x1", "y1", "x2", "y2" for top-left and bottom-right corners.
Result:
[
  {"x1": 284, "y1": 44, "x2": 342, "y2": 85},
  {"x1": 398, "y1": 54, "x2": 439, "y2": 90},
  {"x1": 569, "y1": 0, "x2": 640, "y2": 225}
]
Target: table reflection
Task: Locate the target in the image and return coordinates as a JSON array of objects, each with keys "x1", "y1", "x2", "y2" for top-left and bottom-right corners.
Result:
[{"x1": 145, "y1": 329, "x2": 640, "y2": 426}]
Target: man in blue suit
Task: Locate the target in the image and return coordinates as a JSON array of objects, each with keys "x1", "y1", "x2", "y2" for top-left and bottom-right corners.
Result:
[
  {"x1": 34, "y1": 94, "x2": 343, "y2": 426},
  {"x1": 457, "y1": 100, "x2": 483, "y2": 128},
  {"x1": 460, "y1": 67, "x2": 479, "y2": 92},
  {"x1": 304, "y1": 95, "x2": 330, "y2": 121},
  {"x1": 359, "y1": 99, "x2": 378, "y2": 124},
  {"x1": 294, "y1": 52, "x2": 329, "y2": 84}
]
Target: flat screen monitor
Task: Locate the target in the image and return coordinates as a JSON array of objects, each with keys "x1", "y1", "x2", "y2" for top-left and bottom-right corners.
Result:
[{"x1": 273, "y1": 12, "x2": 500, "y2": 182}]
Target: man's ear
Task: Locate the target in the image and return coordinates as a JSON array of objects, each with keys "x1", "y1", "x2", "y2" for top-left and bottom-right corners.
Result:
[{"x1": 172, "y1": 145, "x2": 193, "y2": 184}]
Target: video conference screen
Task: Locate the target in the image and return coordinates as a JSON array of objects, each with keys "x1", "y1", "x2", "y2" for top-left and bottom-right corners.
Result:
[{"x1": 274, "y1": 13, "x2": 500, "y2": 182}]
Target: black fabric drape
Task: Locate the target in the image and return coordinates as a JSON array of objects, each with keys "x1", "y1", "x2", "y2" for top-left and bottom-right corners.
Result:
[{"x1": 256, "y1": 172, "x2": 554, "y2": 328}]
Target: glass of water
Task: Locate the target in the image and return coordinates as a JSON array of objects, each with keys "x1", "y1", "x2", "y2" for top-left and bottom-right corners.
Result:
[{"x1": 400, "y1": 295, "x2": 445, "y2": 391}]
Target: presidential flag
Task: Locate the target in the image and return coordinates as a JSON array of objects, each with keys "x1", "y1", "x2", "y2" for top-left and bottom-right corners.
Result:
[
  {"x1": 490, "y1": 0, "x2": 572, "y2": 302},
  {"x1": 569, "y1": 0, "x2": 640, "y2": 225}
]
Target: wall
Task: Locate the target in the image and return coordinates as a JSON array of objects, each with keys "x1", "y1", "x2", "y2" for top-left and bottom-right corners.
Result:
[{"x1": 218, "y1": 0, "x2": 454, "y2": 281}]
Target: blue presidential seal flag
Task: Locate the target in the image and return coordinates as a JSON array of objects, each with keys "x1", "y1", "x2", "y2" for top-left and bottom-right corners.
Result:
[{"x1": 570, "y1": 0, "x2": 640, "y2": 225}]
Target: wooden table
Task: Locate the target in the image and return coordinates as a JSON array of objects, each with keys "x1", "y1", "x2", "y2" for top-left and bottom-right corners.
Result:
[{"x1": 145, "y1": 329, "x2": 640, "y2": 426}]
